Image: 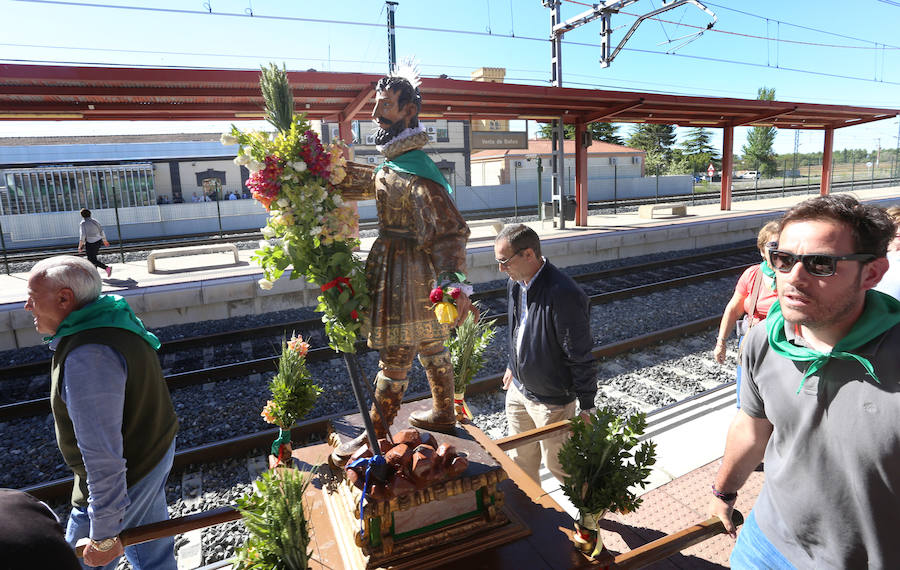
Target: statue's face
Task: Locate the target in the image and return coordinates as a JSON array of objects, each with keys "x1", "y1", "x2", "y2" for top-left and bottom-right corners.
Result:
[{"x1": 372, "y1": 87, "x2": 416, "y2": 146}]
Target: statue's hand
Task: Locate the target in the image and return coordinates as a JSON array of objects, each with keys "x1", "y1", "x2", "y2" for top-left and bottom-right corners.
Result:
[{"x1": 453, "y1": 292, "x2": 478, "y2": 327}]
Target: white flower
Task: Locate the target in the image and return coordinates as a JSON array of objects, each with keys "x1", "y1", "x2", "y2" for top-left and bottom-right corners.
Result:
[
  {"x1": 332, "y1": 195, "x2": 343, "y2": 207},
  {"x1": 233, "y1": 154, "x2": 251, "y2": 166},
  {"x1": 247, "y1": 160, "x2": 265, "y2": 173},
  {"x1": 258, "y1": 239, "x2": 270, "y2": 249},
  {"x1": 289, "y1": 160, "x2": 307, "y2": 172},
  {"x1": 309, "y1": 226, "x2": 323, "y2": 236},
  {"x1": 220, "y1": 133, "x2": 239, "y2": 145},
  {"x1": 277, "y1": 198, "x2": 290, "y2": 208},
  {"x1": 261, "y1": 226, "x2": 275, "y2": 238},
  {"x1": 258, "y1": 278, "x2": 274, "y2": 290}
]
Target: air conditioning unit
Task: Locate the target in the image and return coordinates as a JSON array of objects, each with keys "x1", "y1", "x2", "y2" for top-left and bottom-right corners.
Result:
[
  {"x1": 428, "y1": 133, "x2": 437, "y2": 143},
  {"x1": 513, "y1": 160, "x2": 524, "y2": 168},
  {"x1": 365, "y1": 133, "x2": 377, "y2": 145},
  {"x1": 330, "y1": 127, "x2": 340, "y2": 138},
  {"x1": 426, "y1": 126, "x2": 437, "y2": 134},
  {"x1": 365, "y1": 156, "x2": 378, "y2": 164},
  {"x1": 632, "y1": 156, "x2": 641, "y2": 164},
  {"x1": 609, "y1": 157, "x2": 618, "y2": 165}
]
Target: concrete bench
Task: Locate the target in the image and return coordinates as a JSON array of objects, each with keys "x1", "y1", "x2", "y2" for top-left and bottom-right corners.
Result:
[
  {"x1": 638, "y1": 203, "x2": 687, "y2": 219},
  {"x1": 147, "y1": 243, "x2": 240, "y2": 273}
]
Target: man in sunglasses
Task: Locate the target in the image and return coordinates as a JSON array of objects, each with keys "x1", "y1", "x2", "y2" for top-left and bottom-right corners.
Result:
[
  {"x1": 709, "y1": 194, "x2": 900, "y2": 568},
  {"x1": 494, "y1": 224, "x2": 597, "y2": 485}
]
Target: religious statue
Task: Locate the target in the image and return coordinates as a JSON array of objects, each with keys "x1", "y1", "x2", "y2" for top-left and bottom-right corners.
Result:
[{"x1": 331, "y1": 65, "x2": 473, "y2": 466}]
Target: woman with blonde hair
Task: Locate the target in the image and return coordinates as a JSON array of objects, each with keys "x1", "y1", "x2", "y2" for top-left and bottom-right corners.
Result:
[{"x1": 713, "y1": 220, "x2": 779, "y2": 407}]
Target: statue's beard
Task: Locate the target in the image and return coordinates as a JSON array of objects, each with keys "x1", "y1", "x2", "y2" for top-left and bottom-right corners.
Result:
[{"x1": 373, "y1": 117, "x2": 408, "y2": 146}]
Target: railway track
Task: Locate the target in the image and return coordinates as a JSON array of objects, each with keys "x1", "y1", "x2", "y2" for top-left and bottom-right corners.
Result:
[
  {"x1": 22, "y1": 314, "x2": 723, "y2": 503},
  {"x1": 0, "y1": 250, "x2": 755, "y2": 417}
]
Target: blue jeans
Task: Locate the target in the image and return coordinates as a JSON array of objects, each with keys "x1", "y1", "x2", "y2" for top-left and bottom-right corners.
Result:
[
  {"x1": 730, "y1": 510, "x2": 796, "y2": 570},
  {"x1": 66, "y1": 440, "x2": 177, "y2": 570}
]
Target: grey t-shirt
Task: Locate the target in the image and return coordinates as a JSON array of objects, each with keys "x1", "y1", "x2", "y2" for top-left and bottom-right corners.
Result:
[
  {"x1": 79, "y1": 218, "x2": 105, "y2": 243},
  {"x1": 741, "y1": 319, "x2": 900, "y2": 569}
]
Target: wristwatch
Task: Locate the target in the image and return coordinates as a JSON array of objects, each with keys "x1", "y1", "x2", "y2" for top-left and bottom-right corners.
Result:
[{"x1": 90, "y1": 536, "x2": 119, "y2": 552}]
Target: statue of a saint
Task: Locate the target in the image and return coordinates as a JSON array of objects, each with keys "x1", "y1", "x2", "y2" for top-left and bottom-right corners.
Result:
[{"x1": 331, "y1": 67, "x2": 473, "y2": 466}]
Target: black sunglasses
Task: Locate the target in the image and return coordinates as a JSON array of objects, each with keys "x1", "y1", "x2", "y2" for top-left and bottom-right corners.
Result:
[{"x1": 769, "y1": 249, "x2": 876, "y2": 277}]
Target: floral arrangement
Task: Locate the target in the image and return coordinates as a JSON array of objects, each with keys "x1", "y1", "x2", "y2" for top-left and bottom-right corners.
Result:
[
  {"x1": 428, "y1": 270, "x2": 469, "y2": 325},
  {"x1": 558, "y1": 407, "x2": 657, "y2": 557},
  {"x1": 223, "y1": 63, "x2": 369, "y2": 353},
  {"x1": 445, "y1": 304, "x2": 495, "y2": 419},
  {"x1": 261, "y1": 334, "x2": 321, "y2": 465},
  {"x1": 233, "y1": 466, "x2": 314, "y2": 570}
]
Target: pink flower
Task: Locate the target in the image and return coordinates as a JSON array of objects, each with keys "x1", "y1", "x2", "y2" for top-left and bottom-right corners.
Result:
[
  {"x1": 429, "y1": 287, "x2": 444, "y2": 303},
  {"x1": 287, "y1": 335, "x2": 310, "y2": 357},
  {"x1": 449, "y1": 287, "x2": 461, "y2": 300}
]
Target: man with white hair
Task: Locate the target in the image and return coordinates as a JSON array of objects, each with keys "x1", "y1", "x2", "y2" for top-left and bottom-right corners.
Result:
[{"x1": 25, "y1": 256, "x2": 178, "y2": 570}]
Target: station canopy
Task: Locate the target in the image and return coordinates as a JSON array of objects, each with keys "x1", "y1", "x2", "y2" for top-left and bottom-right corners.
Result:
[{"x1": 0, "y1": 63, "x2": 897, "y2": 130}]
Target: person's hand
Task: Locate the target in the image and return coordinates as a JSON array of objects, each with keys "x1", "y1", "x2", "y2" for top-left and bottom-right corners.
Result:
[
  {"x1": 578, "y1": 409, "x2": 594, "y2": 424},
  {"x1": 79, "y1": 536, "x2": 124, "y2": 567},
  {"x1": 501, "y1": 368, "x2": 513, "y2": 390},
  {"x1": 102, "y1": 240, "x2": 110, "y2": 247},
  {"x1": 453, "y1": 291, "x2": 478, "y2": 327},
  {"x1": 713, "y1": 339, "x2": 727, "y2": 364},
  {"x1": 708, "y1": 496, "x2": 737, "y2": 539}
]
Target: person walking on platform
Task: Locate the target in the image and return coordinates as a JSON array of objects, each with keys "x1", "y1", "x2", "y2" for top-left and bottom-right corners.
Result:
[
  {"x1": 494, "y1": 224, "x2": 597, "y2": 484},
  {"x1": 709, "y1": 195, "x2": 900, "y2": 569},
  {"x1": 77, "y1": 209, "x2": 112, "y2": 278},
  {"x1": 713, "y1": 220, "x2": 779, "y2": 408},
  {"x1": 24, "y1": 256, "x2": 179, "y2": 570}
]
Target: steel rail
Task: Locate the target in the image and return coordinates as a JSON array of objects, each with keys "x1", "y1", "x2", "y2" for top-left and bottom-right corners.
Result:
[
  {"x1": 21, "y1": 313, "x2": 721, "y2": 503},
  {"x1": 0, "y1": 265, "x2": 741, "y2": 421},
  {"x1": 1, "y1": 245, "x2": 755, "y2": 381}
]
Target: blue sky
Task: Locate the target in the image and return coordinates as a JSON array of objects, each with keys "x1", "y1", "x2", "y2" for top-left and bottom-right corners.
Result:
[{"x1": 1, "y1": 0, "x2": 898, "y2": 156}]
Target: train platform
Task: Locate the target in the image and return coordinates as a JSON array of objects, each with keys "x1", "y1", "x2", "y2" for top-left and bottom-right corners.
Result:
[{"x1": 2, "y1": 186, "x2": 898, "y2": 352}]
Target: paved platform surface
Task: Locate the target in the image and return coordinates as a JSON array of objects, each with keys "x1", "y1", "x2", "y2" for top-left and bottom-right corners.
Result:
[{"x1": 3, "y1": 186, "x2": 898, "y2": 307}]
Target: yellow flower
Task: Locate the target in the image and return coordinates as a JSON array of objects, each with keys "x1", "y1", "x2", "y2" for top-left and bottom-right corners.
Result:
[{"x1": 434, "y1": 301, "x2": 458, "y2": 324}]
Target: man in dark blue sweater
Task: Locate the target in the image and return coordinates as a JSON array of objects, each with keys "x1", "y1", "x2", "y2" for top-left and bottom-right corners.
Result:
[{"x1": 495, "y1": 224, "x2": 598, "y2": 484}]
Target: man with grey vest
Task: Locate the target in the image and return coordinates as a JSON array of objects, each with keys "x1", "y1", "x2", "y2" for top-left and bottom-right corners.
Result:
[
  {"x1": 709, "y1": 195, "x2": 900, "y2": 568},
  {"x1": 25, "y1": 256, "x2": 178, "y2": 569}
]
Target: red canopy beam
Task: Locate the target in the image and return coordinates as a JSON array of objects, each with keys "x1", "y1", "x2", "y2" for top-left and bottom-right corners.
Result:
[{"x1": 821, "y1": 127, "x2": 834, "y2": 196}]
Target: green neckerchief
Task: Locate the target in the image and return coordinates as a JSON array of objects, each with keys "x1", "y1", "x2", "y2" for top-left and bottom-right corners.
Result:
[
  {"x1": 766, "y1": 290, "x2": 900, "y2": 394},
  {"x1": 760, "y1": 260, "x2": 776, "y2": 290},
  {"x1": 380, "y1": 149, "x2": 453, "y2": 194},
  {"x1": 45, "y1": 294, "x2": 160, "y2": 351}
]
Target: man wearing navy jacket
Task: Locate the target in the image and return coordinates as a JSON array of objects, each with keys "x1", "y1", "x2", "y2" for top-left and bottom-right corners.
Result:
[{"x1": 495, "y1": 224, "x2": 598, "y2": 484}]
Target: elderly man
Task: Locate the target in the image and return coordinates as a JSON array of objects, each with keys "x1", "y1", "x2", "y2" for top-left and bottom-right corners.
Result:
[
  {"x1": 709, "y1": 195, "x2": 900, "y2": 568},
  {"x1": 25, "y1": 256, "x2": 178, "y2": 570},
  {"x1": 495, "y1": 224, "x2": 597, "y2": 484},
  {"x1": 330, "y1": 67, "x2": 472, "y2": 466}
]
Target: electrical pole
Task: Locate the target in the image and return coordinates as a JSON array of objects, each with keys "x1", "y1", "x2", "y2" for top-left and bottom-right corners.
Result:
[
  {"x1": 386, "y1": 1, "x2": 398, "y2": 73},
  {"x1": 543, "y1": 0, "x2": 716, "y2": 229}
]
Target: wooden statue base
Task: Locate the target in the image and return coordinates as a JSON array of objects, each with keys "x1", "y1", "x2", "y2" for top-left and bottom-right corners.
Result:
[{"x1": 325, "y1": 400, "x2": 530, "y2": 569}]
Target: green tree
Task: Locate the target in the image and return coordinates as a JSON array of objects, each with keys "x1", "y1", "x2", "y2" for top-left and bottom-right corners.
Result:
[
  {"x1": 538, "y1": 122, "x2": 624, "y2": 145},
  {"x1": 679, "y1": 127, "x2": 719, "y2": 174},
  {"x1": 741, "y1": 87, "x2": 778, "y2": 176},
  {"x1": 627, "y1": 124, "x2": 676, "y2": 160}
]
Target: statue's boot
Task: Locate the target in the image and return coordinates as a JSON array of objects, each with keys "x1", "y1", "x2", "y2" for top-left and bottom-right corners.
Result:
[
  {"x1": 329, "y1": 372, "x2": 408, "y2": 469},
  {"x1": 409, "y1": 349, "x2": 457, "y2": 434}
]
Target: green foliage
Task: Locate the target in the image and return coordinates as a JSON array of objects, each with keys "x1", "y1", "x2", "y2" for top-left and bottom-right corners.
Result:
[
  {"x1": 537, "y1": 122, "x2": 624, "y2": 145},
  {"x1": 627, "y1": 124, "x2": 676, "y2": 159},
  {"x1": 741, "y1": 87, "x2": 778, "y2": 176},
  {"x1": 445, "y1": 304, "x2": 496, "y2": 393},
  {"x1": 558, "y1": 407, "x2": 657, "y2": 516},
  {"x1": 262, "y1": 336, "x2": 321, "y2": 429},
  {"x1": 642, "y1": 148, "x2": 668, "y2": 176},
  {"x1": 234, "y1": 468, "x2": 314, "y2": 570},
  {"x1": 260, "y1": 63, "x2": 295, "y2": 133},
  {"x1": 679, "y1": 127, "x2": 719, "y2": 173}
]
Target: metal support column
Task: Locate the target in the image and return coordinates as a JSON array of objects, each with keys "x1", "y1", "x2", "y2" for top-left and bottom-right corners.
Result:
[
  {"x1": 386, "y1": 2, "x2": 398, "y2": 73},
  {"x1": 820, "y1": 127, "x2": 834, "y2": 196},
  {"x1": 575, "y1": 120, "x2": 588, "y2": 226}
]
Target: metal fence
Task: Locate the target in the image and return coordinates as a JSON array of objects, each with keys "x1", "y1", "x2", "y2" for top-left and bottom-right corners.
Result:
[{"x1": 1, "y1": 163, "x2": 156, "y2": 215}]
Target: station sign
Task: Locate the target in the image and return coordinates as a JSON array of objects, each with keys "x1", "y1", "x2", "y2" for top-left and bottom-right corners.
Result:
[{"x1": 471, "y1": 131, "x2": 528, "y2": 150}]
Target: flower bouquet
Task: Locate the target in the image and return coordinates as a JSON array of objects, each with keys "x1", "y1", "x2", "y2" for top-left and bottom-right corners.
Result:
[
  {"x1": 261, "y1": 334, "x2": 321, "y2": 467},
  {"x1": 223, "y1": 63, "x2": 369, "y2": 354},
  {"x1": 428, "y1": 270, "x2": 470, "y2": 325},
  {"x1": 557, "y1": 407, "x2": 657, "y2": 558},
  {"x1": 445, "y1": 303, "x2": 495, "y2": 420}
]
